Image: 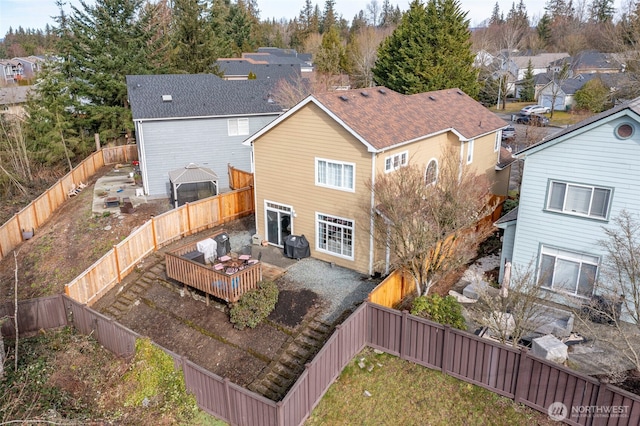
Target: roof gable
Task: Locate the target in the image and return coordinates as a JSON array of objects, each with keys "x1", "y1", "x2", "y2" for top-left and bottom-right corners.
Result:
[{"x1": 126, "y1": 74, "x2": 284, "y2": 120}]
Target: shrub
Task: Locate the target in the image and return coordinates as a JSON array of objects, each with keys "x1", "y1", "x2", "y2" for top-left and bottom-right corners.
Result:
[
  {"x1": 229, "y1": 281, "x2": 279, "y2": 330},
  {"x1": 410, "y1": 294, "x2": 466, "y2": 330}
]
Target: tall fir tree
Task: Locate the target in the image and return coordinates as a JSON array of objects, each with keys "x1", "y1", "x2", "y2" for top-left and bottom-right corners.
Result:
[
  {"x1": 520, "y1": 60, "x2": 536, "y2": 102},
  {"x1": 372, "y1": 0, "x2": 478, "y2": 96},
  {"x1": 50, "y1": 0, "x2": 169, "y2": 143},
  {"x1": 171, "y1": 0, "x2": 216, "y2": 73}
]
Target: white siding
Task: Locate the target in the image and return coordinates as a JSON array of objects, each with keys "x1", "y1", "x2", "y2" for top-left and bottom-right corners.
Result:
[
  {"x1": 139, "y1": 115, "x2": 277, "y2": 197},
  {"x1": 511, "y1": 116, "x2": 640, "y2": 287}
]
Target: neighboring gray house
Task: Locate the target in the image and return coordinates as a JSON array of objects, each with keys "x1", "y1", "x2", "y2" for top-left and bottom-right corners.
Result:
[
  {"x1": 496, "y1": 97, "x2": 640, "y2": 308},
  {"x1": 126, "y1": 74, "x2": 284, "y2": 199},
  {"x1": 216, "y1": 58, "x2": 301, "y2": 81}
]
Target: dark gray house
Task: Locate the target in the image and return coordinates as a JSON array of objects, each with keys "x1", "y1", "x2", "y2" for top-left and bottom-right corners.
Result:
[{"x1": 126, "y1": 74, "x2": 284, "y2": 199}]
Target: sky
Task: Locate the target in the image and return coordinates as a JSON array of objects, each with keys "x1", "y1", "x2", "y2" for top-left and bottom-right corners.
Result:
[{"x1": 0, "y1": 0, "x2": 628, "y2": 38}]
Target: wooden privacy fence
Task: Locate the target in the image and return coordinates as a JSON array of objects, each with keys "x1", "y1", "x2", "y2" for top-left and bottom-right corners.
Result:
[
  {"x1": 65, "y1": 186, "x2": 255, "y2": 305},
  {"x1": 3, "y1": 296, "x2": 639, "y2": 426},
  {"x1": 368, "y1": 269, "x2": 415, "y2": 308},
  {"x1": 368, "y1": 195, "x2": 506, "y2": 308},
  {"x1": 228, "y1": 164, "x2": 254, "y2": 190},
  {"x1": 0, "y1": 145, "x2": 138, "y2": 262}
]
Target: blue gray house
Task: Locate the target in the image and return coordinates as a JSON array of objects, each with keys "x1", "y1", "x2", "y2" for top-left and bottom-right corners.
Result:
[
  {"x1": 497, "y1": 97, "x2": 640, "y2": 305},
  {"x1": 126, "y1": 74, "x2": 284, "y2": 198}
]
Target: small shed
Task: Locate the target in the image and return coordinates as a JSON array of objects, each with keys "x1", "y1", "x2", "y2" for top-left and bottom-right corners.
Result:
[{"x1": 169, "y1": 163, "x2": 219, "y2": 208}]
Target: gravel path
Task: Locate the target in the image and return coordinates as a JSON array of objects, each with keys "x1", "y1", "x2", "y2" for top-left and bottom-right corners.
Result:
[{"x1": 282, "y1": 258, "x2": 380, "y2": 323}]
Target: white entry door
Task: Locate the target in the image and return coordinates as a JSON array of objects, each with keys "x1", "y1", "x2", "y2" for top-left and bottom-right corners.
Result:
[{"x1": 265, "y1": 201, "x2": 292, "y2": 247}]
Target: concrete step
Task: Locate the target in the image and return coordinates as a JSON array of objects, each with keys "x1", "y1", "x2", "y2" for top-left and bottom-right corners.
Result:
[
  {"x1": 286, "y1": 344, "x2": 311, "y2": 360},
  {"x1": 302, "y1": 327, "x2": 327, "y2": 342},
  {"x1": 112, "y1": 300, "x2": 130, "y2": 312},
  {"x1": 294, "y1": 334, "x2": 321, "y2": 350}
]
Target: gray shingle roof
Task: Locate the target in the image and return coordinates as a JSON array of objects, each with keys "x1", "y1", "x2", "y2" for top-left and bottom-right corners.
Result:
[
  {"x1": 216, "y1": 59, "x2": 301, "y2": 81},
  {"x1": 0, "y1": 85, "x2": 31, "y2": 105},
  {"x1": 126, "y1": 74, "x2": 284, "y2": 120},
  {"x1": 243, "y1": 52, "x2": 310, "y2": 66}
]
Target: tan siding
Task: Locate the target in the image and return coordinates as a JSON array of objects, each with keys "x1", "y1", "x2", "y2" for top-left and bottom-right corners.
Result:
[
  {"x1": 469, "y1": 132, "x2": 506, "y2": 196},
  {"x1": 254, "y1": 103, "x2": 373, "y2": 274}
]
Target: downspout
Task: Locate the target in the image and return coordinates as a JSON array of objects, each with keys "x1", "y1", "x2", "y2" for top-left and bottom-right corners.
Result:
[
  {"x1": 251, "y1": 141, "x2": 260, "y2": 237},
  {"x1": 385, "y1": 225, "x2": 390, "y2": 275},
  {"x1": 459, "y1": 139, "x2": 465, "y2": 182},
  {"x1": 368, "y1": 151, "x2": 376, "y2": 276}
]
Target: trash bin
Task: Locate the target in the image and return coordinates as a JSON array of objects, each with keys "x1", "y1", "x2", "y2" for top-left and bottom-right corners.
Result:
[
  {"x1": 214, "y1": 233, "x2": 231, "y2": 257},
  {"x1": 283, "y1": 234, "x2": 310, "y2": 259}
]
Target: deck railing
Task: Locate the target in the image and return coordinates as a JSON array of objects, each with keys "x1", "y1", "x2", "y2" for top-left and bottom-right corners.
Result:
[{"x1": 165, "y1": 240, "x2": 262, "y2": 303}]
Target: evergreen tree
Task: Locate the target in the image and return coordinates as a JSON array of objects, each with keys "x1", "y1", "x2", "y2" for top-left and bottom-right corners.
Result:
[
  {"x1": 589, "y1": 0, "x2": 615, "y2": 23},
  {"x1": 171, "y1": 0, "x2": 216, "y2": 73},
  {"x1": 381, "y1": 0, "x2": 402, "y2": 27},
  {"x1": 322, "y1": 0, "x2": 337, "y2": 33},
  {"x1": 315, "y1": 26, "x2": 345, "y2": 75},
  {"x1": 520, "y1": 60, "x2": 535, "y2": 102},
  {"x1": 536, "y1": 13, "x2": 552, "y2": 46},
  {"x1": 372, "y1": 0, "x2": 478, "y2": 96},
  {"x1": 51, "y1": 0, "x2": 169, "y2": 143},
  {"x1": 489, "y1": 2, "x2": 503, "y2": 26}
]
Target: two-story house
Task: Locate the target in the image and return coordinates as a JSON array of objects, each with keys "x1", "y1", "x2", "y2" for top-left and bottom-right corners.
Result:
[
  {"x1": 126, "y1": 74, "x2": 284, "y2": 198},
  {"x1": 497, "y1": 98, "x2": 640, "y2": 304},
  {"x1": 244, "y1": 87, "x2": 509, "y2": 276}
]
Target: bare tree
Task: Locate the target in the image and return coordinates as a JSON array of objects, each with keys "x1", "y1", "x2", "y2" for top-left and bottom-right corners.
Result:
[
  {"x1": 368, "y1": 147, "x2": 494, "y2": 296},
  {"x1": 347, "y1": 26, "x2": 389, "y2": 88},
  {"x1": 574, "y1": 210, "x2": 640, "y2": 372},
  {"x1": 545, "y1": 61, "x2": 571, "y2": 118},
  {"x1": 0, "y1": 114, "x2": 31, "y2": 197},
  {"x1": 471, "y1": 262, "x2": 552, "y2": 347}
]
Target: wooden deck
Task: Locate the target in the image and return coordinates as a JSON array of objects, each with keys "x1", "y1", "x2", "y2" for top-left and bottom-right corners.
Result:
[{"x1": 165, "y1": 240, "x2": 262, "y2": 303}]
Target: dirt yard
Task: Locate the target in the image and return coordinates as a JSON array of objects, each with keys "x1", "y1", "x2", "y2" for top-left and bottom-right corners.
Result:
[{"x1": 0, "y1": 166, "x2": 171, "y2": 301}]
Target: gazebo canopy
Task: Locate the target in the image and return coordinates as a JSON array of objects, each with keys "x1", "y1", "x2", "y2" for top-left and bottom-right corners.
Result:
[{"x1": 169, "y1": 163, "x2": 219, "y2": 208}]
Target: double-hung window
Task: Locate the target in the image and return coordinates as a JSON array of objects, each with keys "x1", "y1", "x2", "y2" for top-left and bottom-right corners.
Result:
[
  {"x1": 384, "y1": 151, "x2": 408, "y2": 172},
  {"x1": 539, "y1": 246, "x2": 598, "y2": 298},
  {"x1": 547, "y1": 181, "x2": 611, "y2": 219},
  {"x1": 466, "y1": 139, "x2": 474, "y2": 164},
  {"x1": 316, "y1": 158, "x2": 355, "y2": 191},
  {"x1": 316, "y1": 213, "x2": 354, "y2": 259},
  {"x1": 228, "y1": 118, "x2": 249, "y2": 136}
]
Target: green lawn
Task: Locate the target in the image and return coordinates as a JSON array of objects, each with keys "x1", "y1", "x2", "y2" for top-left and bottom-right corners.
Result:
[{"x1": 306, "y1": 348, "x2": 554, "y2": 426}]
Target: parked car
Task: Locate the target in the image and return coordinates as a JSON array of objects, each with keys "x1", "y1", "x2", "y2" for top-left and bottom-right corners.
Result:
[
  {"x1": 515, "y1": 113, "x2": 549, "y2": 127},
  {"x1": 520, "y1": 104, "x2": 551, "y2": 115},
  {"x1": 502, "y1": 126, "x2": 516, "y2": 140}
]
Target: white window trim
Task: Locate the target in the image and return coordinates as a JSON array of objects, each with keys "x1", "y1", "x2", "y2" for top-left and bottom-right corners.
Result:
[
  {"x1": 539, "y1": 246, "x2": 599, "y2": 299},
  {"x1": 546, "y1": 180, "x2": 612, "y2": 220},
  {"x1": 227, "y1": 118, "x2": 249, "y2": 136},
  {"x1": 264, "y1": 200, "x2": 294, "y2": 247},
  {"x1": 466, "y1": 139, "x2": 474, "y2": 164},
  {"x1": 425, "y1": 158, "x2": 438, "y2": 186},
  {"x1": 315, "y1": 212, "x2": 355, "y2": 260},
  {"x1": 315, "y1": 158, "x2": 356, "y2": 192},
  {"x1": 494, "y1": 132, "x2": 500, "y2": 152},
  {"x1": 384, "y1": 150, "x2": 409, "y2": 173}
]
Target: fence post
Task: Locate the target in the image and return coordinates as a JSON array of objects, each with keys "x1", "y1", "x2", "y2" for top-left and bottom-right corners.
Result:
[
  {"x1": 224, "y1": 378, "x2": 234, "y2": 425},
  {"x1": 592, "y1": 379, "x2": 609, "y2": 426},
  {"x1": 513, "y1": 347, "x2": 529, "y2": 404},
  {"x1": 151, "y1": 217, "x2": 158, "y2": 251},
  {"x1": 276, "y1": 401, "x2": 284, "y2": 426},
  {"x1": 113, "y1": 245, "x2": 122, "y2": 283},
  {"x1": 400, "y1": 310, "x2": 409, "y2": 360},
  {"x1": 186, "y1": 202, "x2": 192, "y2": 236},
  {"x1": 442, "y1": 325, "x2": 451, "y2": 375}
]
